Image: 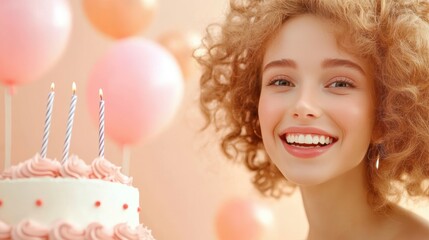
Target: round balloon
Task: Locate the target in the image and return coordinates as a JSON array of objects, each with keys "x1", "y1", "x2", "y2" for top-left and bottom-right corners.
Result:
[
  {"x1": 82, "y1": 0, "x2": 157, "y2": 39},
  {"x1": 0, "y1": 0, "x2": 72, "y2": 88},
  {"x1": 157, "y1": 30, "x2": 201, "y2": 80},
  {"x1": 86, "y1": 38, "x2": 184, "y2": 146},
  {"x1": 216, "y1": 198, "x2": 274, "y2": 240}
]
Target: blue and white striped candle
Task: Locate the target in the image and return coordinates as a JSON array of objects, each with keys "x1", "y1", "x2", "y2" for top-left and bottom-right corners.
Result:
[
  {"x1": 98, "y1": 89, "x2": 105, "y2": 158},
  {"x1": 41, "y1": 83, "x2": 55, "y2": 158},
  {"x1": 62, "y1": 82, "x2": 77, "y2": 163}
]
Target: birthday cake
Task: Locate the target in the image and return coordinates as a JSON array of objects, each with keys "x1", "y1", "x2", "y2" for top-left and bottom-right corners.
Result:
[{"x1": 0, "y1": 154, "x2": 155, "y2": 240}]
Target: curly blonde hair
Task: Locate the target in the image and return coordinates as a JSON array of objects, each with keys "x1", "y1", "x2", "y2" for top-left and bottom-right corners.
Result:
[{"x1": 196, "y1": 0, "x2": 429, "y2": 210}]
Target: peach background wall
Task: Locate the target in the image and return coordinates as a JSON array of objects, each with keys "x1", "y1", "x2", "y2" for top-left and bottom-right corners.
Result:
[{"x1": 0, "y1": 1, "x2": 428, "y2": 240}]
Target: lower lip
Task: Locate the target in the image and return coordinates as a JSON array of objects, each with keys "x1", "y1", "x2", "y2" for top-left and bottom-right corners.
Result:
[{"x1": 282, "y1": 140, "x2": 335, "y2": 158}]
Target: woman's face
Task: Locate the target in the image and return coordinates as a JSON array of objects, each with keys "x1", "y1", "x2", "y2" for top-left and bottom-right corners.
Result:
[{"x1": 259, "y1": 14, "x2": 375, "y2": 186}]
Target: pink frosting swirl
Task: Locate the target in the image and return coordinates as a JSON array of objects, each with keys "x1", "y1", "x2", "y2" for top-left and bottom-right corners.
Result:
[
  {"x1": 60, "y1": 155, "x2": 91, "y2": 179},
  {"x1": 114, "y1": 224, "x2": 155, "y2": 240},
  {"x1": 0, "y1": 220, "x2": 11, "y2": 240},
  {"x1": 11, "y1": 219, "x2": 49, "y2": 240},
  {"x1": 1, "y1": 220, "x2": 155, "y2": 240},
  {"x1": 113, "y1": 170, "x2": 133, "y2": 186},
  {"x1": 11, "y1": 154, "x2": 61, "y2": 179},
  {"x1": 0, "y1": 165, "x2": 15, "y2": 179},
  {"x1": 85, "y1": 223, "x2": 114, "y2": 240},
  {"x1": 50, "y1": 222, "x2": 85, "y2": 240},
  {"x1": 0, "y1": 155, "x2": 134, "y2": 186},
  {"x1": 90, "y1": 158, "x2": 132, "y2": 185},
  {"x1": 136, "y1": 225, "x2": 155, "y2": 240}
]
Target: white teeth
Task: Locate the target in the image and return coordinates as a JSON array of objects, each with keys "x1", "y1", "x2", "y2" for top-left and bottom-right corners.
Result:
[
  {"x1": 305, "y1": 134, "x2": 312, "y2": 144},
  {"x1": 312, "y1": 135, "x2": 319, "y2": 144},
  {"x1": 285, "y1": 133, "x2": 335, "y2": 145},
  {"x1": 320, "y1": 136, "x2": 325, "y2": 144}
]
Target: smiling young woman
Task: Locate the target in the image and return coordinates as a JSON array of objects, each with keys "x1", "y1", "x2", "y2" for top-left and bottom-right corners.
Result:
[
  {"x1": 197, "y1": 0, "x2": 429, "y2": 239},
  {"x1": 259, "y1": 15, "x2": 376, "y2": 188}
]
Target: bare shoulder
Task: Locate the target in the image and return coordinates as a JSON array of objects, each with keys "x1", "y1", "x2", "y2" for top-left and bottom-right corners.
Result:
[
  {"x1": 391, "y1": 205, "x2": 429, "y2": 240},
  {"x1": 393, "y1": 221, "x2": 429, "y2": 240}
]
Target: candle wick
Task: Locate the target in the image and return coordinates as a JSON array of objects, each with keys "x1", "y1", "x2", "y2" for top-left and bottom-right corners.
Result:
[
  {"x1": 99, "y1": 89, "x2": 103, "y2": 100},
  {"x1": 72, "y1": 82, "x2": 77, "y2": 95}
]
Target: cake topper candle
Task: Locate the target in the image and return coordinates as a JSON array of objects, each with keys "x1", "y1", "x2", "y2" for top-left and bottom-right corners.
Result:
[
  {"x1": 99, "y1": 89, "x2": 105, "y2": 159},
  {"x1": 62, "y1": 82, "x2": 77, "y2": 163},
  {"x1": 41, "y1": 83, "x2": 55, "y2": 158}
]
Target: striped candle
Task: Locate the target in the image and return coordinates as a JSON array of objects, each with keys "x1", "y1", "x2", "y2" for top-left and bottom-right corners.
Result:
[
  {"x1": 41, "y1": 83, "x2": 55, "y2": 158},
  {"x1": 98, "y1": 89, "x2": 105, "y2": 158},
  {"x1": 62, "y1": 82, "x2": 78, "y2": 163}
]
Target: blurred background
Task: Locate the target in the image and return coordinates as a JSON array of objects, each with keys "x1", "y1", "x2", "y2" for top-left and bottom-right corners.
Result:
[{"x1": 0, "y1": 0, "x2": 427, "y2": 239}]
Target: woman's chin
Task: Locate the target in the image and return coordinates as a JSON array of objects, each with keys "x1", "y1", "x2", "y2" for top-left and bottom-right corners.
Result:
[{"x1": 282, "y1": 171, "x2": 333, "y2": 187}]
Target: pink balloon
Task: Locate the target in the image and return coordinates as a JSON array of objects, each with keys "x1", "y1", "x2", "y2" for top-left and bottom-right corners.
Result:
[
  {"x1": 215, "y1": 198, "x2": 274, "y2": 240},
  {"x1": 0, "y1": 0, "x2": 72, "y2": 88},
  {"x1": 86, "y1": 38, "x2": 184, "y2": 146}
]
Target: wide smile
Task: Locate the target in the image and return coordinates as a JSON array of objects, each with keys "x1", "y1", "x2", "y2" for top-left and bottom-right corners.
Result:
[
  {"x1": 280, "y1": 131, "x2": 339, "y2": 158},
  {"x1": 284, "y1": 133, "x2": 338, "y2": 148}
]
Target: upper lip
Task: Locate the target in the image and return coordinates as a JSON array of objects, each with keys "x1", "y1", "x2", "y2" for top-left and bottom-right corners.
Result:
[{"x1": 280, "y1": 127, "x2": 338, "y2": 139}]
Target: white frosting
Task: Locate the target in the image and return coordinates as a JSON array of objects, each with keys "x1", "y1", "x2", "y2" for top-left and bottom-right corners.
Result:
[{"x1": 0, "y1": 178, "x2": 140, "y2": 229}]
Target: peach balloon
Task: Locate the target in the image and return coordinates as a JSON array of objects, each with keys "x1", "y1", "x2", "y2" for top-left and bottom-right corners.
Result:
[
  {"x1": 157, "y1": 31, "x2": 201, "y2": 80},
  {"x1": 0, "y1": 0, "x2": 72, "y2": 89},
  {"x1": 86, "y1": 38, "x2": 184, "y2": 146},
  {"x1": 215, "y1": 198, "x2": 274, "y2": 240},
  {"x1": 82, "y1": 0, "x2": 157, "y2": 39}
]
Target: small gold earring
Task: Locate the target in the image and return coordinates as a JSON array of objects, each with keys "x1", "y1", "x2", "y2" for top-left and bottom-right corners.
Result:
[{"x1": 375, "y1": 154, "x2": 380, "y2": 170}]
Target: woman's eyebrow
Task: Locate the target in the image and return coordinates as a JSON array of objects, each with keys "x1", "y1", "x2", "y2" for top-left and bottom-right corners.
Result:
[
  {"x1": 262, "y1": 58, "x2": 366, "y2": 76},
  {"x1": 262, "y1": 59, "x2": 296, "y2": 73},
  {"x1": 322, "y1": 58, "x2": 366, "y2": 76}
]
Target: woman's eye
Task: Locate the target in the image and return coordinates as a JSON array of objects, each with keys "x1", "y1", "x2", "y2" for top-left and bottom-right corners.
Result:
[
  {"x1": 268, "y1": 78, "x2": 294, "y2": 87},
  {"x1": 327, "y1": 79, "x2": 355, "y2": 88}
]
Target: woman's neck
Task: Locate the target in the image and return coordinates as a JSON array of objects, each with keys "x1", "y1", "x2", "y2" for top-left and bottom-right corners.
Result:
[{"x1": 299, "y1": 161, "x2": 394, "y2": 240}]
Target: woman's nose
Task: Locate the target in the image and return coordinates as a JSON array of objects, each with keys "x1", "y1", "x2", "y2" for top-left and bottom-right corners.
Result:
[{"x1": 291, "y1": 88, "x2": 322, "y2": 120}]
